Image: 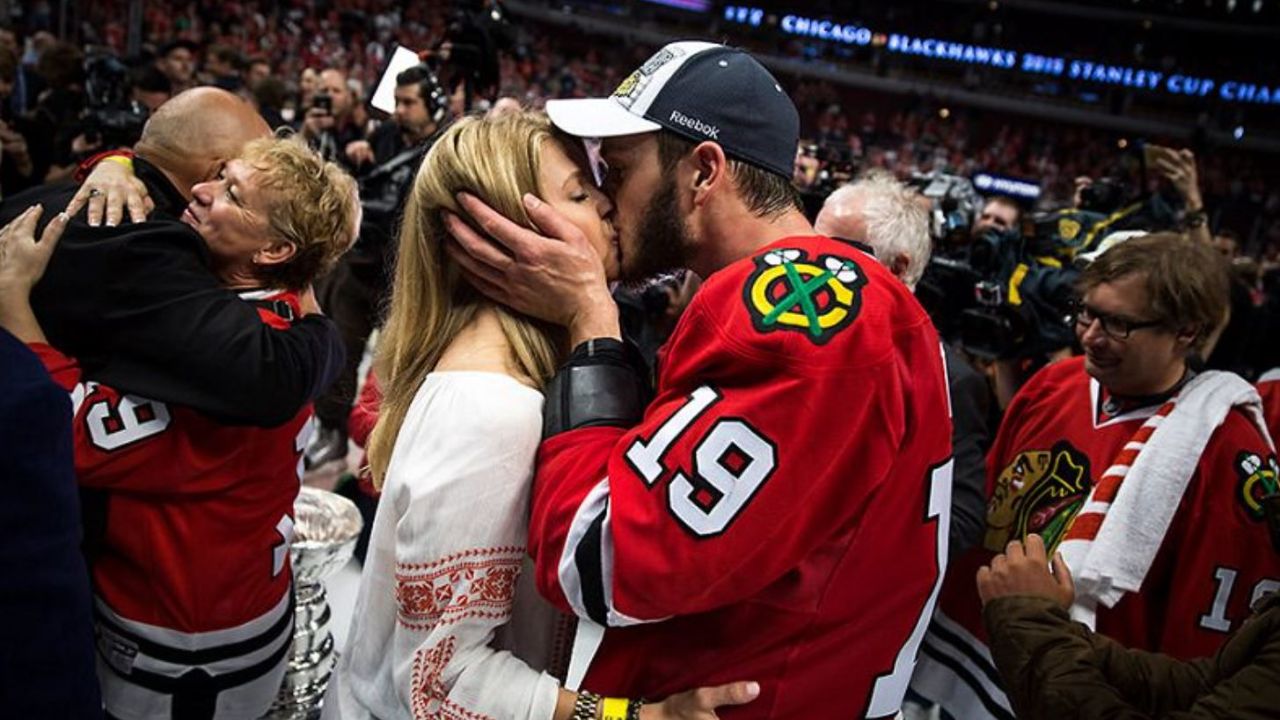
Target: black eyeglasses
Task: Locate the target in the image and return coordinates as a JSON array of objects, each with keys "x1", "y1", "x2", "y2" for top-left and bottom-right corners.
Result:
[{"x1": 1072, "y1": 302, "x2": 1164, "y2": 340}]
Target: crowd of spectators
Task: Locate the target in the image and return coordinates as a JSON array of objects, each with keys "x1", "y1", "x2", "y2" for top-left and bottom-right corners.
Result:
[
  {"x1": 16, "y1": 1, "x2": 1260, "y2": 252},
  {"x1": 0, "y1": 0, "x2": 1270, "y2": 308}
]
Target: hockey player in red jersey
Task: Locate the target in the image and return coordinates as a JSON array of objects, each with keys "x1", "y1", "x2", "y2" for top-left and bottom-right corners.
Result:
[
  {"x1": 0, "y1": 137, "x2": 359, "y2": 720},
  {"x1": 910, "y1": 234, "x2": 1280, "y2": 720},
  {"x1": 448, "y1": 42, "x2": 953, "y2": 718}
]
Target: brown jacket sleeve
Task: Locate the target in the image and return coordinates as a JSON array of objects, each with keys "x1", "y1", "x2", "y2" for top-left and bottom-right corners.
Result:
[{"x1": 983, "y1": 594, "x2": 1280, "y2": 720}]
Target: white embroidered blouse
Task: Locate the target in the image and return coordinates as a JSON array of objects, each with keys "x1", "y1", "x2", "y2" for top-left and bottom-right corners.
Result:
[{"x1": 325, "y1": 371, "x2": 564, "y2": 720}]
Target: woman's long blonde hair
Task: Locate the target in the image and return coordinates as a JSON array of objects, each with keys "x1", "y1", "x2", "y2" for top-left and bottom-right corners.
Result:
[{"x1": 367, "y1": 112, "x2": 564, "y2": 488}]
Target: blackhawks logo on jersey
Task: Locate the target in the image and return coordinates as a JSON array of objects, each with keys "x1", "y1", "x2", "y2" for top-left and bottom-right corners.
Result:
[
  {"x1": 1236, "y1": 450, "x2": 1280, "y2": 521},
  {"x1": 985, "y1": 441, "x2": 1092, "y2": 554},
  {"x1": 743, "y1": 248, "x2": 867, "y2": 345}
]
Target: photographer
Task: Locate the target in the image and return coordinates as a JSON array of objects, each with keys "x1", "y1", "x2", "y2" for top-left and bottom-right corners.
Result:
[
  {"x1": 299, "y1": 67, "x2": 365, "y2": 164},
  {"x1": 912, "y1": 177, "x2": 1070, "y2": 409},
  {"x1": 973, "y1": 195, "x2": 1021, "y2": 239},
  {"x1": 306, "y1": 65, "x2": 449, "y2": 472}
]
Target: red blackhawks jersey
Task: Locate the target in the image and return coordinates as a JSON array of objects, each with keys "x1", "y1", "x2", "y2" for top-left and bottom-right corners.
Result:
[
  {"x1": 529, "y1": 236, "x2": 954, "y2": 718},
  {"x1": 32, "y1": 289, "x2": 310, "y2": 719},
  {"x1": 911, "y1": 357, "x2": 1280, "y2": 720}
]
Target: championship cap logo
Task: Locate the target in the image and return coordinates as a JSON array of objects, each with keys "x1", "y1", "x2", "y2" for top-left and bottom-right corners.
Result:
[
  {"x1": 743, "y1": 248, "x2": 866, "y2": 344},
  {"x1": 612, "y1": 47, "x2": 682, "y2": 109}
]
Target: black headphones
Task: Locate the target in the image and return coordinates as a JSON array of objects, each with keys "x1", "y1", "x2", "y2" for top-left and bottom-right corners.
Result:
[{"x1": 396, "y1": 64, "x2": 450, "y2": 125}]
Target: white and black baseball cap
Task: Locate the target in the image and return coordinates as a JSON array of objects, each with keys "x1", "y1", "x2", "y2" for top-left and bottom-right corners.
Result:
[{"x1": 545, "y1": 41, "x2": 800, "y2": 179}]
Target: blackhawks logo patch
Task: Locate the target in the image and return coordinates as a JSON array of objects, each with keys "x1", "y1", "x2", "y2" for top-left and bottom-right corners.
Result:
[
  {"x1": 1236, "y1": 451, "x2": 1280, "y2": 521},
  {"x1": 985, "y1": 441, "x2": 1092, "y2": 554},
  {"x1": 743, "y1": 248, "x2": 867, "y2": 345}
]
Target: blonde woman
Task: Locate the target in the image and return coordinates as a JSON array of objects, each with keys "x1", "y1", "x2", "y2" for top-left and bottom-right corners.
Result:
[{"x1": 327, "y1": 113, "x2": 753, "y2": 719}]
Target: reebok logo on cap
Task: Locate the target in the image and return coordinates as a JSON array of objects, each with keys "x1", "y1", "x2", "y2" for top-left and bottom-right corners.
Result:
[
  {"x1": 669, "y1": 110, "x2": 720, "y2": 139},
  {"x1": 545, "y1": 41, "x2": 800, "y2": 179}
]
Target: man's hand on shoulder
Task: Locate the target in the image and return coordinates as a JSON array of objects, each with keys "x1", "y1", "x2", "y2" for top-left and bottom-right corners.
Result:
[{"x1": 67, "y1": 157, "x2": 153, "y2": 227}]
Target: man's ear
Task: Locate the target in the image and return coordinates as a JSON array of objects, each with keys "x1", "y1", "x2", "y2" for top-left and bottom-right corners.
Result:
[
  {"x1": 255, "y1": 241, "x2": 297, "y2": 267},
  {"x1": 1174, "y1": 324, "x2": 1203, "y2": 352},
  {"x1": 890, "y1": 252, "x2": 912, "y2": 281},
  {"x1": 689, "y1": 141, "x2": 728, "y2": 202}
]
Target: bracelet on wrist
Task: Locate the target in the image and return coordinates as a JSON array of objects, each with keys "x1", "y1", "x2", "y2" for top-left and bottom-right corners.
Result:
[
  {"x1": 600, "y1": 697, "x2": 629, "y2": 720},
  {"x1": 572, "y1": 691, "x2": 601, "y2": 720},
  {"x1": 1183, "y1": 209, "x2": 1208, "y2": 229},
  {"x1": 74, "y1": 148, "x2": 135, "y2": 183},
  {"x1": 103, "y1": 155, "x2": 134, "y2": 171}
]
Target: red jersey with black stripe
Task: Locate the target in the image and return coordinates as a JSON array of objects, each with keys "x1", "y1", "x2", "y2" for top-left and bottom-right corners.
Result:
[{"x1": 32, "y1": 290, "x2": 310, "y2": 637}]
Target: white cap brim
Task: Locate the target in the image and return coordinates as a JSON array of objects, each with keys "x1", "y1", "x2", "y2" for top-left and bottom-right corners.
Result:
[{"x1": 546, "y1": 97, "x2": 662, "y2": 138}]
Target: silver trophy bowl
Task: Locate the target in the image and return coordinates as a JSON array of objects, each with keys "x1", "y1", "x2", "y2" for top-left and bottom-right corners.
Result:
[{"x1": 263, "y1": 486, "x2": 363, "y2": 719}]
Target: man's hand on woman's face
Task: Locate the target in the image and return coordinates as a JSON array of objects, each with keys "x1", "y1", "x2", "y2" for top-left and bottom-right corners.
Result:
[{"x1": 444, "y1": 191, "x2": 620, "y2": 345}]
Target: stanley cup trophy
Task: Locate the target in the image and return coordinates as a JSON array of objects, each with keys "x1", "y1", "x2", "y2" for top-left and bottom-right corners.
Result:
[{"x1": 264, "y1": 486, "x2": 363, "y2": 719}]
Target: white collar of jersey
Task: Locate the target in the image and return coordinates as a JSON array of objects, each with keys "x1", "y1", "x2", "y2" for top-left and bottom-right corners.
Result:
[
  {"x1": 1090, "y1": 378, "x2": 1162, "y2": 429},
  {"x1": 236, "y1": 288, "x2": 279, "y2": 301}
]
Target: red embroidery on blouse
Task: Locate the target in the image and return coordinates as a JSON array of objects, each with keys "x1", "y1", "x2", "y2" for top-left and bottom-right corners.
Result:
[
  {"x1": 410, "y1": 636, "x2": 497, "y2": 720},
  {"x1": 411, "y1": 636, "x2": 455, "y2": 720},
  {"x1": 440, "y1": 698, "x2": 497, "y2": 720},
  {"x1": 396, "y1": 547, "x2": 524, "y2": 630}
]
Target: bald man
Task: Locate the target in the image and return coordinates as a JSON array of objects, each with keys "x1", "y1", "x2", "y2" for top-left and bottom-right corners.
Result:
[{"x1": 0, "y1": 87, "x2": 344, "y2": 426}]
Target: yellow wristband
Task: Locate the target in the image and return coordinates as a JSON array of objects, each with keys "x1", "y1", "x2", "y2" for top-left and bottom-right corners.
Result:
[
  {"x1": 103, "y1": 155, "x2": 133, "y2": 170},
  {"x1": 600, "y1": 697, "x2": 629, "y2": 720}
]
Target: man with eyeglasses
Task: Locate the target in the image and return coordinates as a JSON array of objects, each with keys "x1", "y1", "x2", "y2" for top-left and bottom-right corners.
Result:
[{"x1": 911, "y1": 232, "x2": 1280, "y2": 720}]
